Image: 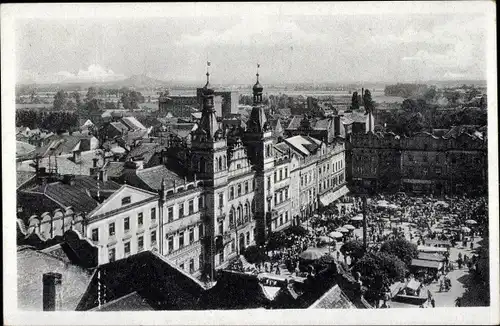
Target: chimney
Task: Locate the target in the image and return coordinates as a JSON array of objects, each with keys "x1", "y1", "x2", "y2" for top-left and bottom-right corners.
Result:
[
  {"x1": 43, "y1": 272, "x2": 62, "y2": 311},
  {"x1": 73, "y1": 150, "x2": 82, "y2": 164},
  {"x1": 99, "y1": 169, "x2": 108, "y2": 182},
  {"x1": 334, "y1": 116, "x2": 341, "y2": 137}
]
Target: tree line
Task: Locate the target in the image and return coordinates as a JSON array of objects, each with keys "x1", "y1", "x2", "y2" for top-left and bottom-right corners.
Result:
[{"x1": 16, "y1": 110, "x2": 79, "y2": 131}]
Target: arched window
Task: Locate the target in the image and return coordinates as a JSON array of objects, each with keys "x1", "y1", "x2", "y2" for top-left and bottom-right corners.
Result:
[
  {"x1": 244, "y1": 203, "x2": 249, "y2": 221},
  {"x1": 218, "y1": 157, "x2": 222, "y2": 171},
  {"x1": 237, "y1": 184, "x2": 242, "y2": 197},
  {"x1": 230, "y1": 186, "x2": 234, "y2": 200},
  {"x1": 222, "y1": 155, "x2": 226, "y2": 169},
  {"x1": 229, "y1": 207, "x2": 235, "y2": 226},
  {"x1": 236, "y1": 206, "x2": 242, "y2": 225}
]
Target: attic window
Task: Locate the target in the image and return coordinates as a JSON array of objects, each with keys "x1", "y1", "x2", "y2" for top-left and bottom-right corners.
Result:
[{"x1": 121, "y1": 196, "x2": 131, "y2": 206}]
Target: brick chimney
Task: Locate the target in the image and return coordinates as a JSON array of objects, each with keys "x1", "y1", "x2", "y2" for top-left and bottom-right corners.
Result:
[{"x1": 43, "y1": 272, "x2": 62, "y2": 311}]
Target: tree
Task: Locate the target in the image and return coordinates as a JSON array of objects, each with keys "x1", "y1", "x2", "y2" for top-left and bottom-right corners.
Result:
[
  {"x1": 266, "y1": 231, "x2": 288, "y2": 252},
  {"x1": 340, "y1": 240, "x2": 365, "y2": 262},
  {"x1": 53, "y1": 90, "x2": 68, "y2": 111},
  {"x1": 86, "y1": 87, "x2": 98, "y2": 102},
  {"x1": 284, "y1": 225, "x2": 308, "y2": 238},
  {"x1": 121, "y1": 89, "x2": 145, "y2": 111},
  {"x1": 479, "y1": 95, "x2": 487, "y2": 110},
  {"x1": 423, "y1": 86, "x2": 437, "y2": 102},
  {"x1": 353, "y1": 252, "x2": 408, "y2": 302},
  {"x1": 71, "y1": 91, "x2": 82, "y2": 109},
  {"x1": 363, "y1": 89, "x2": 374, "y2": 114},
  {"x1": 351, "y1": 91, "x2": 359, "y2": 111},
  {"x1": 243, "y1": 245, "x2": 269, "y2": 264},
  {"x1": 380, "y1": 238, "x2": 418, "y2": 267},
  {"x1": 104, "y1": 101, "x2": 117, "y2": 110}
]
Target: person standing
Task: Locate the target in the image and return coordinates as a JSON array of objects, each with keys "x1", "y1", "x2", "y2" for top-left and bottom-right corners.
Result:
[{"x1": 431, "y1": 298, "x2": 436, "y2": 308}]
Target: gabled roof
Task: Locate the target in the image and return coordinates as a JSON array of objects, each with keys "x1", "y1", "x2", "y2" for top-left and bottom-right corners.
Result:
[
  {"x1": 308, "y1": 284, "x2": 355, "y2": 309},
  {"x1": 87, "y1": 184, "x2": 157, "y2": 218},
  {"x1": 76, "y1": 251, "x2": 205, "y2": 311},
  {"x1": 17, "y1": 170, "x2": 36, "y2": 189},
  {"x1": 16, "y1": 141, "x2": 36, "y2": 158}
]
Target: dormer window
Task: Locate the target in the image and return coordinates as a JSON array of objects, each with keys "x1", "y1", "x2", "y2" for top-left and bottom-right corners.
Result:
[{"x1": 121, "y1": 196, "x2": 131, "y2": 206}]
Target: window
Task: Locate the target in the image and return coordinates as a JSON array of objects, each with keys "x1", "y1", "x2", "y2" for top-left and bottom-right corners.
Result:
[
  {"x1": 237, "y1": 184, "x2": 242, "y2": 197},
  {"x1": 274, "y1": 194, "x2": 278, "y2": 206},
  {"x1": 231, "y1": 240, "x2": 235, "y2": 253},
  {"x1": 189, "y1": 200, "x2": 194, "y2": 215},
  {"x1": 245, "y1": 181, "x2": 249, "y2": 194},
  {"x1": 435, "y1": 167, "x2": 442, "y2": 175},
  {"x1": 180, "y1": 263, "x2": 185, "y2": 271},
  {"x1": 124, "y1": 217, "x2": 130, "y2": 232},
  {"x1": 267, "y1": 177, "x2": 271, "y2": 189},
  {"x1": 198, "y1": 196, "x2": 204, "y2": 210},
  {"x1": 199, "y1": 224, "x2": 204, "y2": 238},
  {"x1": 246, "y1": 231, "x2": 250, "y2": 244},
  {"x1": 189, "y1": 228, "x2": 194, "y2": 243},
  {"x1": 219, "y1": 193, "x2": 224, "y2": 208},
  {"x1": 179, "y1": 232, "x2": 184, "y2": 248},
  {"x1": 252, "y1": 179, "x2": 256, "y2": 190},
  {"x1": 230, "y1": 187, "x2": 234, "y2": 200},
  {"x1": 121, "y1": 196, "x2": 131, "y2": 206},
  {"x1": 168, "y1": 207, "x2": 174, "y2": 222},
  {"x1": 280, "y1": 191, "x2": 283, "y2": 202},
  {"x1": 285, "y1": 212, "x2": 289, "y2": 223},
  {"x1": 138, "y1": 236, "x2": 144, "y2": 252},
  {"x1": 284, "y1": 167, "x2": 288, "y2": 178},
  {"x1": 109, "y1": 222, "x2": 115, "y2": 237},
  {"x1": 301, "y1": 176, "x2": 304, "y2": 186},
  {"x1": 178, "y1": 203, "x2": 184, "y2": 218},
  {"x1": 168, "y1": 236, "x2": 174, "y2": 253},
  {"x1": 189, "y1": 258, "x2": 195, "y2": 274},
  {"x1": 218, "y1": 220, "x2": 224, "y2": 235},
  {"x1": 199, "y1": 255, "x2": 203, "y2": 270},
  {"x1": 91, "y1": 228, "x2": 99, "y2": 242},
  {"x1": 151, "y1": 230, "x2": 157, "y2": 245},
  {"x1": 124, "y1": 242, "x2": 131, "y2": 256},
  {"x1": 279, "y1": 169, "x2": 283, "y2": 180},
  {"x1": 137, "y1": 212, "x2": 143, "y2": 227},
  {"x1": 150, "y1": 208, "x2": 156, "y2": 222},
  {"x1": 274, "y1": 171, "x2": 277, "y2": 182},
  {"x1": 108, "y1": 248, "x2": 116, "y2": 262}
]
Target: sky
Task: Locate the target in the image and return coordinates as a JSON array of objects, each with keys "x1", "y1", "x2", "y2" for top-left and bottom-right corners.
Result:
[{"x1": 14, "y1": 4, "x2": 490, "y2": 85}]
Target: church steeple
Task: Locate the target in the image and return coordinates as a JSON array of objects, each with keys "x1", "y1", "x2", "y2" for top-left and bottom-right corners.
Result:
[
  {"x1": 247, "y1": 64, "x2": 268, "y2": 133},
  {"x1": 196, "y1": 62, "x2": 220, "y2": 140}
]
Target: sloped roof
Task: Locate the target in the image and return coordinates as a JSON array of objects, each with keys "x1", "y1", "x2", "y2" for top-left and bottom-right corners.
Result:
[
  {"x1": 342, "y1": 111, "x2": 367, "y2": 124},
  {"x1": 411, "y1": 259, "x2": 441, "y2": 269},
  {"x1": 17, "y1": 170, "x2": 36, "y2": 188},
  {"x1": 17, "y1": 247, "x2": 92, "y2": 311},
  {"x1": 102, "y1": 161, "x2": 126, "y2": 178},
  {"x1": 308, "y1": 284, "x2": 355, "y2": 309},
  {"x1": 284, "y1": 135, "x2": 322, "y2": 157},
  {"x1": 16, "y1": 141, "x2": 36, "y2": 157},
  {"x1": 121, "y1": 116, "x2": 147, "y2": 130},
  {"x1": 125, "y1": 165, "x2": 184, "y2": 191},
  {"x1": 28, "y1": 182, "x2": 100, "y2": 213},
  {"x1": 417, "y1": 252, "x2": 446, "y2": 262},
  {"x1": 110, "y1": 121, "x2": 129, "y2": 134},
  {"x1": 76, "y1": 251, "x2": 205, "y2": 311}
]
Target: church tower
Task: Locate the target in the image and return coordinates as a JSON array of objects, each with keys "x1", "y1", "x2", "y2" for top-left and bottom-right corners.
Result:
[
  {"x1": 244, "y1": 65, "x2": 275, "y2": 245},
  {"x1": 191, "y1": 63, "x2": 228, "y2": 280}
]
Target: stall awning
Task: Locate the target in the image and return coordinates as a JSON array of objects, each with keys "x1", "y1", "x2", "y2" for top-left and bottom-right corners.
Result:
[
  {"x1": 320, "y1": 185, "x2": 350, "y2": 206},
  {"x1": 411, "y1": 259, "x2": 442, "y2": 270}
]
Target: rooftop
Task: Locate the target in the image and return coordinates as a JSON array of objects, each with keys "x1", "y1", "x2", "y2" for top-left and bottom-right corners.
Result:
[
  {"x1": 17, "y1": 247, "x2": 92, "y2": 311},
  {"x1": 308, "y1": 284, "x2": 355, "y2": 309},
  {"x1": 124, "y1": 165, "x2": 185, "y2": 191},
  {"x1": 284, "y1": 135, "x2": 322, "y2": 157}
]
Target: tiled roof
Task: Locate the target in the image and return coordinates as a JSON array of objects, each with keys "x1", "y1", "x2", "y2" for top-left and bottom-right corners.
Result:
[
  {"x1": 129, "y1": 165, "x2": 184, "y2": 191},
  {"x1": 76, "y1": 251, "x2": 205, "y2": 311},
  {"x1": 17, "y1": 150, "x2": 106, "y2": 176},
  {"x1": 308, "y1": 285, "x2": 355, "y2": 309},
  {"x1": 17, "y1": 247, "x2": 92, "y2": 311},
  {"x1": 17, "y1": 170, "x2": 36, "y2": 188},
  {"x1": 16, "y1": 141, "x2": 36, "y2": 157},
  {"x1": 286, "y1": 116, "x2": 332, "y2": 131},
  {"x1": 25, "y1": 182, "x2": 99, "y2": 213},
  {"x1": 102, "y1": 161, "x2": 125, "y2": 178}
]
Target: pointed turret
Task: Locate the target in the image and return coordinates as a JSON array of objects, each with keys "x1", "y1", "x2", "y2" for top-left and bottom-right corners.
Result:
[{"x1": 196, "y1": 63, "x2": 219, "y2": 140}]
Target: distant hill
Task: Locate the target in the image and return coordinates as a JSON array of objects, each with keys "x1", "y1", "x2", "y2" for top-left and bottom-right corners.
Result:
[{"x1": 17, "y1": 74, "x2": 171, "y2": 91}]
